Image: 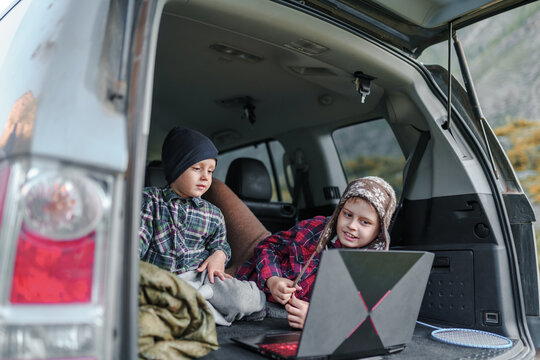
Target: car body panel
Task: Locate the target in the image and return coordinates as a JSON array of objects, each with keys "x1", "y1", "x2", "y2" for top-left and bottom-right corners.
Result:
[{"x1": 0, "y1": 0, "x2": 127, "y2": 172}]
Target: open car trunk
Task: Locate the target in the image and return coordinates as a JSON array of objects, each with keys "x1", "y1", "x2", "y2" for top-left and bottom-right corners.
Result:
[{"x1": 135, "y1": 0, "x2": 539, "y2": 358}]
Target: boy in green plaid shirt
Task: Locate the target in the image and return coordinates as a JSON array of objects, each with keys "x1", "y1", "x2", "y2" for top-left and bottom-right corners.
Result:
[{"x1": 139, "y1": 126, "x2": 265, "y2": 325}]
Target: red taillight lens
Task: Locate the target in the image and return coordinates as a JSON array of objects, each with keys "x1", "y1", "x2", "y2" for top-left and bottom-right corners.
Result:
[{"x1": 10, "y1": 230, "x2": 95, "y2": 304}]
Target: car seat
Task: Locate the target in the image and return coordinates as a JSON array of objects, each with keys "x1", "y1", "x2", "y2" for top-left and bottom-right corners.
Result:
[
  {"x1": 144, "y1": 160, "x2": 168, "y2": 188},
  {"x1": 225, "y1": 157, "x2": 296, "y2": 233}
]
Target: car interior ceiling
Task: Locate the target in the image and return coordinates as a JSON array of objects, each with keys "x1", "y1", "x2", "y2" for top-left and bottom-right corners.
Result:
[{"x1": 147, "y1": 0, "x2": 417, "y2": 160}]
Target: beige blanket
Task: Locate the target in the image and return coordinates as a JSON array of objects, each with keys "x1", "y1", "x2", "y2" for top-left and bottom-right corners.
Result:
[{"x1": 138, "y1": 261, "x2": 219, "y2": 359}]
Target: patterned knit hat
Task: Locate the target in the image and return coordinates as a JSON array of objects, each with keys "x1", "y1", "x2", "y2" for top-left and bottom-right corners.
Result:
[{"x1": 316, "y1": 176, "x2": 397, "y2": 252}]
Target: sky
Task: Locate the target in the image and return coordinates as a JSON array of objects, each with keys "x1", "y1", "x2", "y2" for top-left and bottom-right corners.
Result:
[
  {"x1": 1, "y1": 0, "x2": 11, "y2": 14},
  {"x1": 0, "y1": 0, "x2": 13, "y2": 15}
]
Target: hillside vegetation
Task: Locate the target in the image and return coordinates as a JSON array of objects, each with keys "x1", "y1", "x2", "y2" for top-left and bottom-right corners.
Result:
[
  {"x1": 419, "y1": 2, "x2": 540, "y2": 127},
  {"x1": 494, "y1": 119, "x2": 540, "y2": 204}
]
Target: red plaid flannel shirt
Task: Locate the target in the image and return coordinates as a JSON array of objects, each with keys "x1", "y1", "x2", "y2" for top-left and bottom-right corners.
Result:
[{"x1": 235, "y1": 216, "x2": 342, "y2": 302}]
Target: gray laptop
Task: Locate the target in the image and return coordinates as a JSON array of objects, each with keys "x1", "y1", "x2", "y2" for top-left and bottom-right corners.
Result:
[{"x1": 232, "y1": 249, "x2": 434, "y2": 359}]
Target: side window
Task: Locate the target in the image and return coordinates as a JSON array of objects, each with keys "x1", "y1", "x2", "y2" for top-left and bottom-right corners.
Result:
[
  {"x1": 332, "y1": 119, "x2": 405, "y2": 198},
  {"x1": 215, "y1": 140, "x2": 292, "y2": 202}
]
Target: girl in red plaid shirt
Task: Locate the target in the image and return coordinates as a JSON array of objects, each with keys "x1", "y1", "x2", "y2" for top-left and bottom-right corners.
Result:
[{"x1": 236, "y1": 176, "x2": 396, "y2": 329}]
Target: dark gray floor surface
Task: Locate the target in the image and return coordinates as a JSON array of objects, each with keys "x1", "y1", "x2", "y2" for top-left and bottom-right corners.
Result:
[{"x1": 201, "y1": 318, "x2": 520, "y2": 359}]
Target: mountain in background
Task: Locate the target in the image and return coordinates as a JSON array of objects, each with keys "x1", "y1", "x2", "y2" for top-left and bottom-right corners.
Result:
[{"x1": 419, "y1": 2, "x2": 540, "y2": 127}]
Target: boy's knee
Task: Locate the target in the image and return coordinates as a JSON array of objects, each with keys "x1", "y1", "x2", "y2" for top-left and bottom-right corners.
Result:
[{"x1": 208, "y1": 277, "x2": 265, "y2": 316}]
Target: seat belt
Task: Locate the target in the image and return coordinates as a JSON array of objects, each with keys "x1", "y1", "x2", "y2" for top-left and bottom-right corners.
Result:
[
  {"x1": 292, "y1": 165, "x2": 314, "y2": 209},
  {"x1": 389, "y1": 130, "x2": 431, "y2": 232},
  {"x1": 291, "y1": 150, "x2": 314, "y2": 213}
]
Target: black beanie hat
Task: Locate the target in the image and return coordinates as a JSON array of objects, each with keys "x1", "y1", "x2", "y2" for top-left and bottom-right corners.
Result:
[{"x1": 161, "y1": 126, "x2": 218, "y2": 184}]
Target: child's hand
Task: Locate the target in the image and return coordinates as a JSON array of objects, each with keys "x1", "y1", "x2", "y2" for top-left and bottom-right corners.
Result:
[
  {"x1": 285, "y1": 294, "x2": 309, "y2": 329},
  {"x1": 197, "y1": 250, "x2": 232, "y2": 283},
  {"x1": 266, "y1": 276, "x2": 302, "y2": 304}
]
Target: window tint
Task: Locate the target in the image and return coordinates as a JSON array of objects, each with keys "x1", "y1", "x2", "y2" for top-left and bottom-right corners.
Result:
[
  {"x1": 333, "y1": 119, "x2": 404, "y2": 198},
  {"x1": 215, "y1": 140, "x2": 291, "y2": 202}
]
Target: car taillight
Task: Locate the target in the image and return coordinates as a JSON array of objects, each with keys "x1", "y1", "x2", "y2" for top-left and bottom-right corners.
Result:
[
  {"x1": 0, "y1": 158, "x2": 118, "y2": 360},
  {"x1": 10, "y1": 231, "x2": 95, "y2": 304},
  {"x1": 9, "y1": 171, "x2": 105, "y2": 304}
]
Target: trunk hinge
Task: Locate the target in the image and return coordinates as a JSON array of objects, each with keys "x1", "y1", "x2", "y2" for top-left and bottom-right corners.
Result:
[{"x1": 444, "y1": 22, "x2": 499, "y2": 179}]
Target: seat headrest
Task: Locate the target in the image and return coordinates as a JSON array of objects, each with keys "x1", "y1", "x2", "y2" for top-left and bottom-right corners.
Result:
[
  {"x1": 145, "y1": 161, "x2": 168, "y2": 188},
  {"x1": 225, "y1": 158, "x2": 272, "y2": 202}
]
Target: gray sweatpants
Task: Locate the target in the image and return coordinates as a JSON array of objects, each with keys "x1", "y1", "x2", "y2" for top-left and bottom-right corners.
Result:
[{"x1": 178, "y1": 270, "x2": 266, "y2": 326}]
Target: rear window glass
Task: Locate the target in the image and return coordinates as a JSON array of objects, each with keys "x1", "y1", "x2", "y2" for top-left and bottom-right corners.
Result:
[{"x1": 332, "y1": 119, "x2": 405, "y2": 198}]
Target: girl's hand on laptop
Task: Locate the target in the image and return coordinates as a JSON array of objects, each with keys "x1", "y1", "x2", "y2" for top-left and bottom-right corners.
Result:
[
  {"x1": 267, "y1": 276, "x2": 302, "y2": 304},
  {"x1": 285, "y1": 294, "x2": 309, "y2": 329},
  {"x1": 197, "y1": 250, "x2": 233, "y2": 283}
]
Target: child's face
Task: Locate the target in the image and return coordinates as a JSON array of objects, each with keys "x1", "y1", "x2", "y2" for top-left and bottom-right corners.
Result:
[
  {"x1": 336, "y1": 198, "x2": 380, "y2": 248},
  {"x1": 170, "y1": 158, "x2": 216, "y2": 198}
]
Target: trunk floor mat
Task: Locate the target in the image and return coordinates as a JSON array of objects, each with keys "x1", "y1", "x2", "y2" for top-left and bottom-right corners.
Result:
[{"x1": 202, "y1": 318, "x2": 519, "y2": 359}]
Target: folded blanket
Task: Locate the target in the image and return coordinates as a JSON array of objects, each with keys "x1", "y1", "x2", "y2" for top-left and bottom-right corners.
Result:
[{"x1": 139, "y1": 261, "x2": 219, "y2": 359}]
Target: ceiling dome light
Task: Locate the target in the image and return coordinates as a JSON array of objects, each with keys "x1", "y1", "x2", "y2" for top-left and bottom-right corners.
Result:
[
  {"x1": 209, "y1": 43, "x2": 263, "y2": 63},
  {"x1": 284, "y1": 39, "x2": 329, "y2": 55}
]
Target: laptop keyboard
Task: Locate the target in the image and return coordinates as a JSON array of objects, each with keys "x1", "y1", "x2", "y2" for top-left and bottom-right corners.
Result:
[{"x1": 260, "y1": 342, "x2": 299, "y2": 357}]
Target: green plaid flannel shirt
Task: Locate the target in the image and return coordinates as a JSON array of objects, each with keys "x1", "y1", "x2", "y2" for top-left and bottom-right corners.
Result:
[{"x1": 139, "y1": 186, "x2": 231, "y2": 274}]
